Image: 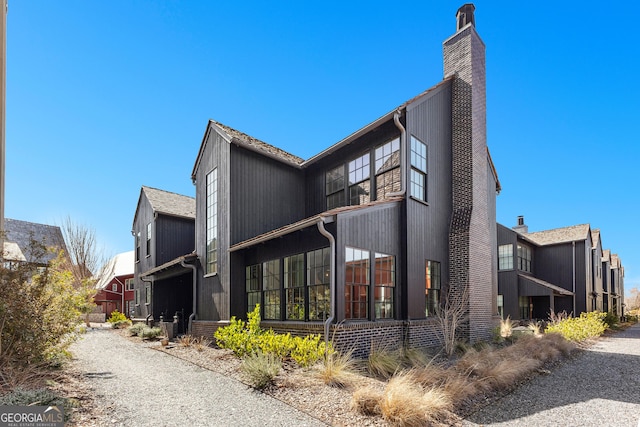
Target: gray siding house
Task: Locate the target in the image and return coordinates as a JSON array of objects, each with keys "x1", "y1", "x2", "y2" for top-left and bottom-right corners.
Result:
[
  {"x1": 188, "y1": 4, "x2": 500, "y2": 355},
  {"x1": 131, "y1": 186, "x2": 196, "y2": 333},
  {"x1": 497, "y1": 216, "x2": 625, "y2": 320}
]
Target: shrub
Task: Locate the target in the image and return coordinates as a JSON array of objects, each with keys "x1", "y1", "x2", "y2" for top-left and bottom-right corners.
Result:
[
  {"x1": 367, "y1": 348, "x2": 403, "y2": 379},
  {"x1": 240, "y1": 351, "x2": 281, "y2": 389},
  {"x1": 214, "y1": 305, "x2": 262, "y2": 356},
  {"x1": 128, "y1": 323, "x2": 147, "y2": 337},
  {"x1": 545, "y1": 311, "x2": 608, "y2": 341},
  {"x1": 315, "y1": 350, "x2": 356, "y2": 388},
  {"x1": 499, "y1": 315, "x2": 516, "y2": 339},
  {"x1": 0, "y1": 388, "x2": 72, "y2": 421},
  {"x1": 351, "y1": 386, "x2": 383, "y2": 416},
  {"x1": 603, "y1": 311, "x2": 619, "y2": 328},
  {"x1": 290, "y1": 335, "x2": 330, "y2": 368},
  {"x1": 107, "y1": 310, "x2": 131, "y2": 329},
  {"x1": 140, "y1": 326, "x2": 163, "y2": 340}
]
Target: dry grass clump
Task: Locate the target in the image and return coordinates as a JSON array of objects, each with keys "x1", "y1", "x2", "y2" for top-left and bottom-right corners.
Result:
[
  {"x1": 499, "y1": 315, "x2": 517, "y2": 339},
  {"x1": 315, "y1": 350, "x2": 357, "y2": 388},
  {"x1": 367, "y1": 347, "x2": 404, "y2": 379},
  {"x1": 351, "y1": 386, "x2": 383, "y2": 416},
  {"x1": 240, "y1": 351, "x2": 281, "y2": 389},
  {"x1": 379, "y1": 372, "x2": 452, "y2": 426}
]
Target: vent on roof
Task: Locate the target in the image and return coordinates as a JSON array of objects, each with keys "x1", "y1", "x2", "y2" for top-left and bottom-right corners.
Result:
[{"x1": 456, "y1": 3, "x2": 476, "y2": 31}]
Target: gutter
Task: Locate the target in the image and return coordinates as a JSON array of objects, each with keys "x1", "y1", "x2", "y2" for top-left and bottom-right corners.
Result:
[
  {"x1": 386, "y1": 108, "x2": 407, "y2": 197},
  {"x1": 317, "y1": 218, "x2": 335, "y2": 349},
  {"x1": 181, "y1": 259, "x2": 198, "y2": 334}
]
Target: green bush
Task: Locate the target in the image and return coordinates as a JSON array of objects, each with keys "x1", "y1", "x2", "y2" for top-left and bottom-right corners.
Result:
[
  {"x1": 545, "y1": 311, "x2": 608, "y2": 341},
  {"x1": 603, "y1": 311, "x2": 619, "y2": 328},
  {"x1": 107, "y1": 310, "x2": 131, "y2": 329},
  {"x1": 140, "y1": 326, "x2": 163, "y2": 340},
  {"x1": 241, "y1": 351, "x2": 281, "y2": 389},
  {"x1": 214, "y1": 304, "x2": 331, "y2": 367},
  {"x1": 0, "y1": 388, "x2": 72, "y2": 421},
  {"x1": 128, "y1": 323, "x2": 147, "y2": 337}
]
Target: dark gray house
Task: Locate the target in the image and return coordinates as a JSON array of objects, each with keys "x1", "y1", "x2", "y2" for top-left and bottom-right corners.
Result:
[
  {"x1": 131, "y1": 186, "x2": 196, "y2": 332},
  {"x1": 188, "y1": 4, "x2": 500, "y2": 355},
  {"x1": 497, "y1": 216, "x2": 625, "y2": 320}
]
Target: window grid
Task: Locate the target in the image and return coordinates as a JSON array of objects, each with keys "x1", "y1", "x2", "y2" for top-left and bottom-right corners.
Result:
[
  {"x1": 308, "y1": 247, "x2": 331, "y2": 321},
  {"x1": 345, "y1": 247, "x2": 370, "y2": 320},
  {"x1": 262, "y1": 259, "x2": 281, "y2": 320},
  {"x1": 498, "y1": 244, "x2": 513, "y2": 270},
  {"x1": 425, "y1": 260, "x2": 441, "y2": 317},
  {"x1": 517, "y1": 244, "x2": 532, "y2": 272},
  {"x1": 246, "y1": 265, "x2": 261, "y2": 314},
  {"x1": 348, "y1": 153, "x2": 370, "y2": 206},
  {"x1": 206, "y1": 169, "x2": 218, "y2": 275},
  {"x1": 326, "y1": 166, "x2": 345, "y2": 210},
  {"x1": 146, "y1": 222, "x2": 152, "y2": 257},
  {"x1": 410, "y1": 136, "x2": 427, "y2": 201},
  {"x1": 374, "y1": 253, "x2": 395, "y2": 319},
  {"x1": 284, "y1": 254, "x2": 305, "y2": 320}
]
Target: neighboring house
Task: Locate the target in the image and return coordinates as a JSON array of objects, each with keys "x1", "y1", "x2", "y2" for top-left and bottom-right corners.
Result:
[
  {"x1": 497, "y1": 216, "x2": 625, "y2": 320},
  {"x1": 609, "y1": 253, "x2": 624, "y2": 316},
  {"x1": 93, "y1": 251, "x2": 134, "y2": 318},
  {"x1": 2, "y1": 218, "x2": 67, "y2": 268},
  {"x1": 131, "y1": 186, "x2": 196, "y2": 334},
  {"x1": 186, "y1": 4, "x2": 500, "y2": 356}
]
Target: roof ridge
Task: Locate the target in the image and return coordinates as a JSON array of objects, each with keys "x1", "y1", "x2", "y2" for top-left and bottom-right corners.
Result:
[{"x1": 142, "y1": 186, "x2": 195, "y2": 200}]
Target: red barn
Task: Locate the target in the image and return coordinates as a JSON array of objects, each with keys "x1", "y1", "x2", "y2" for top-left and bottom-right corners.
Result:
[{"x1": 94, "y1": 251, "x2": 135, "y2": 318}]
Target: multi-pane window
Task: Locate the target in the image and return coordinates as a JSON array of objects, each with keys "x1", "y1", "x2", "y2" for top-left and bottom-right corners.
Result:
[
  {"x1": 262, "y1": 259, "x2": 281, "y2": 320},
  {"x1": 410, "y1": 136, "x2": 427, "y2": 201},
  {"x1": 498, "y1": 244, "x2": 513, "y2": 270},
  {"x1": 135, "y1": 232, "x2": 141, "y2": 262},
  {"x1": 348, "y1": 153, "x2": 370, "y2": 206},
  {"x1": 326, "y1": 165, "x2": 345, "y2": 210},
  {"x1": 345, "y1": 247, "x2": 369, "y2": 320},
  {"x1": 206, "y1": 169, "x2": 218, "y2": 275},
  {"x1": 375, "y1": 138, "x2": 401, "y2": 199},
  {"x1": 246, "y1": 264, "x2": 260, "y2": 314},
  {"x1": 146, "y1": 222, "x2": 152, "y2": 257},
  {"x1": 425, "y1": 260, "x2": 441, "y2": 317},
  {"x1": 374, "y1": 253, "x2": 395, "y2": 319},
  {"x1": 497, "y1": 295, "x2": 504, "y2": 319},
  {"x1": 308, "y1": 247, "x2": 331, "y2": 321},
  {"x1": 112, "y1": 283, "x2": 118, "y2": 292},
  {"x1": 284, "y1": 254, "x2": 305, "y2": 320},
  {"x1": 517, "y1": 244, "x2": 532, "y2": 273},
  {"x1": 125, "y1": 278, "x2": 134, "y2": 291}
]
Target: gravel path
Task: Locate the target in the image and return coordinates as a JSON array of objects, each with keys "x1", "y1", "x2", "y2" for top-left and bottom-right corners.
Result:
[
  {"x1": 465, "y1": 323, "x2": 640, "y2": 427},
  {"x1": 70, "y1": 327, "x2": 327, "y2": 427}
]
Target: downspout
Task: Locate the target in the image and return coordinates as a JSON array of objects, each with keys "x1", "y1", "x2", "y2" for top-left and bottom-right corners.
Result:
[
  {"x1": 317, "y1": 218, "x2": 335, "y2": 348},
  {"x1": 387, "y1": 108, "x2": 407, "y2": 197},
  {"x1": 572, "y1": 241, "x2": 576, "y2": 315},
  {"x1": 181, "y1": 259, "x2": 197, "y2": 335},
  {"x1": 140, "y1": 275, "x2": 153, "y2": 324}
]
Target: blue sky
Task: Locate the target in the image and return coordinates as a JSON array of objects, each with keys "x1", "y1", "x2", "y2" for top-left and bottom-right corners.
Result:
[{"x1": 5, "y1": 2, "x2": 639, "y2": 297}]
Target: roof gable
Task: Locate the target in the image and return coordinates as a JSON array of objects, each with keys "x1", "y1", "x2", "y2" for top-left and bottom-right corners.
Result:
[
  {"x1": 523, "y1": 223, "x2": 590, "y2": 246},
  {"x1": 3, "y1": 218, "x2": 67, "y2": 264},
  {"x1": 95, "y1": 251, "x2": 134, "y2": 289}
]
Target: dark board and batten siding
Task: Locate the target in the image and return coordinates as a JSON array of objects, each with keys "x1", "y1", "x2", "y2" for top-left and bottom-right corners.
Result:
[
  {"x1": 405, "y1": 82, "x2": 453, "y2": 320},
  {"x1": 497, "y1": 223, "x2": 519, "y2": 319},
  {"x1": 155, "y1": 216, "x2": 195, "y2": 265},
  {"x1": 132, "y1": 194, "x2": 154, "y2": 318},
  {"x1": 194, "y1": 128, "x2": 231, "y2": 321}
]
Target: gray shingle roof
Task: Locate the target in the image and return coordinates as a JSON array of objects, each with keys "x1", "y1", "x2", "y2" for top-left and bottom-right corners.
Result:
[
  {"x1": 3, "y1": 218, "x2": 66, "y2": 264},
  {"x1": 142, "y1": 186, "x2": 196, "y2": 219},
  {"x1": 523, "y1": 224, "x2": 590, "y2": 246},
  {"x1": 211, "y1": 121, "x2": 304, "y2": 166}
]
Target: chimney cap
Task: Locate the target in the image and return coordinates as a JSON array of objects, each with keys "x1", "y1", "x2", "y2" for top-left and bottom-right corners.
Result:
[{"x1": 456, "y1": 3, "x2": 476, "y2": 31}]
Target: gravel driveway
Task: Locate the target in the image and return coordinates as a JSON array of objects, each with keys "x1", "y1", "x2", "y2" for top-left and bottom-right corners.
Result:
[
  {"x1": 465, "y1": 323, "x2": 640, "y2": 427},
  {"x1": 70, "y1": 328, "x2": 327, "y2": 427}
]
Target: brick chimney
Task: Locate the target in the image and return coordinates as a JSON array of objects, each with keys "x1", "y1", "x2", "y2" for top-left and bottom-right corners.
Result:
[{"x1": 445, "y1": 4, "x2": 497, "y2": 343}]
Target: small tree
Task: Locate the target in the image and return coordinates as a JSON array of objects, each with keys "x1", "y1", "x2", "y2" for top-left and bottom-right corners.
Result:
[
  {"x1": 434, "y1": 286, "x2": 469, "y2": 356},
  {"x1": 59, "y1": 215, "x2": 109, "y2": 287}
]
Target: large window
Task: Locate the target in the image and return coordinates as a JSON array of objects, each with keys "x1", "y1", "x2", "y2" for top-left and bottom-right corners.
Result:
[
  {"x1": 348, "y1": 153, "x2": 370, "y2": 206},
  {"x1": 146, "y1": 222, "x2": 152, "y2": 257},
  {"x1": 498, "y1": 244, "x2": 513, "y2": 270},
  {"x1": 145, "y1": 285, "x2": 151, "y2": 306},
  {"x1": 374, "y1": 253, "x2": 395, "y2": 319},
  {"x1": 308, "y1": 247, "x2": 331, "y2": 321},
  {"x1": 375, "y1": 138, "x2": 401, "y2": 200},
  {"x1": 125, "y1": 278, "x2": 134, "y2": 291},
  {"x1": 345, "y1": 247, "x2": 369, "y2": 320},
  {"x1": 135, "y1": 232, "x2": 141, "y2": 262},
  {"x1": 425, "y1": 260, "x2": 441, "y2": 317},
  {"x1": 262, "y1": 259, "x2": 281, "y2": 320},
  {"x1": 206, "y1": 169, "x2": 218, "y2": 275},
  {"x1": 517, "y1": 244, "x2": 532, "y2": 273},
  {"x1": 284, "y1": 254, "x2": 305, "y2": 320},
  {"x1": 410, "y1": 136, "x2": 427, "y2": 201},
  {"x1": 326, "y1": 165, "x2": 345, "y2": 210},
  {"x1": 246, "y1": 264, "x2": 260, "y2": 314}
]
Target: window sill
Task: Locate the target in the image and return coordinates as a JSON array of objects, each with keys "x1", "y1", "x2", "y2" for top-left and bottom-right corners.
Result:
[
  {"x1": 204, "y1": 272, "x2": 218, "y2": 278},
  {"x1": 409, "y1": 196, "x2": 429, "y2": 206}
]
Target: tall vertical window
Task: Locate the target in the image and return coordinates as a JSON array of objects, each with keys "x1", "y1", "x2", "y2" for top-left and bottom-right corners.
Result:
[
  {"x1": 246, "y1": 264, "x2": 260, "y2": 314},
  {"x1": 345, "y1": 247, "x2": 369, "y2": 320},
  {"x1": 326, "y1": 165, "x2": 345, "y2": 210},
  {"x1": 425, "y1": 260, "x2": 441, "y2": 317},
  {"x1": 374, "y1": 253, "x2": 395, "y2": 319},
  {"x1": 135, "y1": 288, "x2": 140, "y2": 305},
  {"x1": 519, "y1": 296, "x2": 530, "y2": 319},
  {"x1": 146, "y1": 222, "x2": 152, "y2": 257},
  {"x1": 145, "y1": 285, "x2": 151, "y2": 305},
  {"x1": 284, "y1": 253, "x2": 305, "y2": 320},
  {"x1": 262, "y1": 259, "x2": 281, "y2": 320},
  {"x1": 135, "y1": 232, "x2": 141, "y2": 262},
  {"x1": 497, "y1": 295, "x2": 504, "y2": 318},
  {"x1": 498, "y1": 244, "x2": 513, "y2": 270},
  {"x1": 125, "y1": 278, "x2": 134, "y2": 291},
  {"x1": 517, "y1": 244, "x2": 532, "y2": 272},
  {"x1": 348, "y1": 153, "x2": 370, "y2": 206},
  {"x1": 206, "y1": 168, "x2": 218, "y2": 275},
  {"x1": 410, "y1": 136, "x2": 427, "y2": 201},
  {"x1": 375, "y1": 138, "x2": 401, "y2": 200},
  {"x1": 308, "y1": 247, "x2": 331, "y2": 321}
]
